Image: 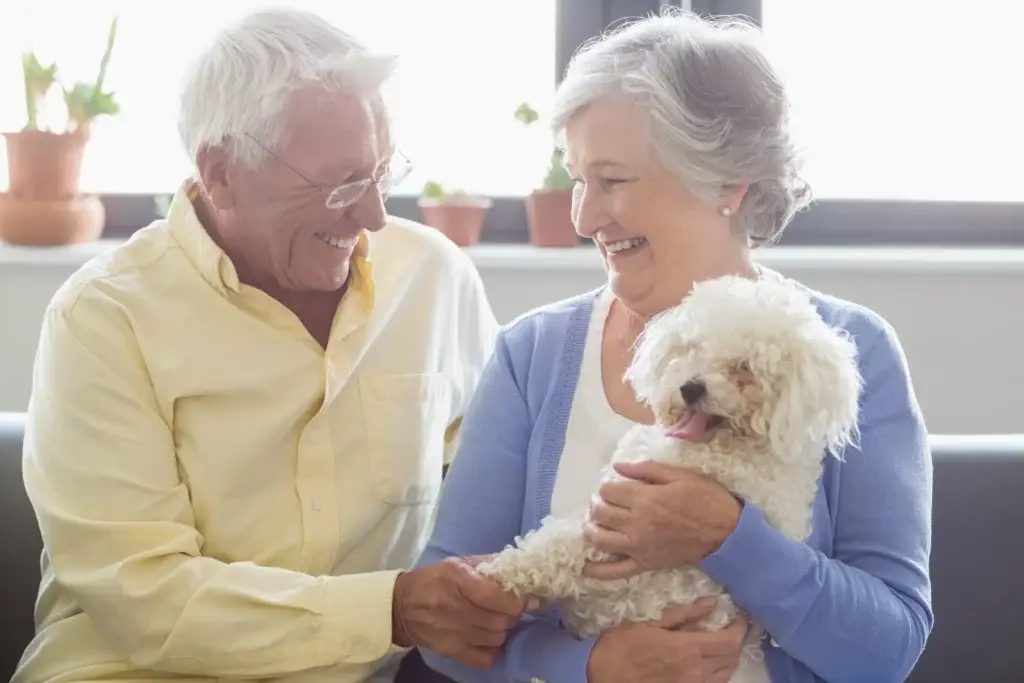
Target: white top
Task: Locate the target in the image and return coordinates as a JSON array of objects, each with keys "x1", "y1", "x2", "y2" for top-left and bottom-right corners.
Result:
[
  {"x1": 549, "y1": 288, "x2": 772, "y2": 683},
  {"x1": 551, "y1": 288, "x2": 634, "y2": 517}
]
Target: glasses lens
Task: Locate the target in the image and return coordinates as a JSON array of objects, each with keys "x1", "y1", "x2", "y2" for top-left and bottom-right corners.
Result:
[
  {"x1": 325, "y1": 185, "x2": 360, "y2": 209},
  {"x1": 377, "y1": 170, "x2": 397, "y2": 198},
  {"x1": 390, "y1": 157, "x2": 412, "y2": 187}
]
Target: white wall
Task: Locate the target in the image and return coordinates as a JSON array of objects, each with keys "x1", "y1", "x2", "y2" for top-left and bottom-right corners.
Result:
[{"x1": 2, "y1": 241, "x2": 1022, "y2": 434}]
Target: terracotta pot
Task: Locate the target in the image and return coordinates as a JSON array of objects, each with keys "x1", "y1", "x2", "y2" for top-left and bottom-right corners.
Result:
[
  {"x1": 3, "y1": 129, "x2": 90, "y2": 200},
  {"x1": 0, "y1": 194, "x2": 105, "y2": 245},
  {"x1": 526, "y1": 189, "x2": 579, "y2": 247},
  {"x1": 419, "y1": 197, "x2": 492, "y2": 247}
]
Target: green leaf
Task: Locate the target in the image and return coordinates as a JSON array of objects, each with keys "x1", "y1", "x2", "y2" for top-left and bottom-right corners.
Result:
[
  {"x1": 89, "y1": 89, "x2": 120, "y2": 116},
  {"x1": 64, "y1": 82, "x2": 119, "y2": 130},
  {"x1": 421, "y1": 180, "x2": 445, "y2": 200},
  {"x1": 514, "y1": 101, "x2": 539, "y2": 126},
  {"x1": 21, "y1": 52, "x2": 58, "y2": 130},
  {"x1": 543, "y1": 148, "x2": 573, "y2": 190}
]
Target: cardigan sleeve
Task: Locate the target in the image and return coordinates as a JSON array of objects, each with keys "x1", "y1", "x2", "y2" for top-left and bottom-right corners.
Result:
[
  {"x1": 415, "y1": 330, "x2": 597, "y2": 683},
  {"x1": 698, "y1": 321, "x2": 934, "y2": 683}
]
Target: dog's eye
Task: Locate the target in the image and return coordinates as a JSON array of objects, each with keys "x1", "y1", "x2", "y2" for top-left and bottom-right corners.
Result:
[{"x1": 737, "y1": 361, "x2": 751, "y2": 373}]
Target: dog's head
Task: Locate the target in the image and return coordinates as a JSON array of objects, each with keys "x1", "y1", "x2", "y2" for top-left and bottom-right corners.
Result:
[{"x1": 625, "y1": 275, "x2": 862, "y2": 462}]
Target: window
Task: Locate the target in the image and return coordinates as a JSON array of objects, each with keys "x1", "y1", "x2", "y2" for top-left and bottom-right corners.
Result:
[
  {"x1": 761, "y1": 1, "x2": 1024, "y2": 203},
  {"x1": 0, "y1": 1, "x2": 556, "y2": 197},
  {"x1": 3, "y1": 0, "x2": 1019, "y2": 245}
]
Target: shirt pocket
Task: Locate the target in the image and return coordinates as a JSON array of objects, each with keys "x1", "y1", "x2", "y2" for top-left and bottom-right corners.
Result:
[{"x1": 359, "y1": 373, "x2": 453, "y2": 506}]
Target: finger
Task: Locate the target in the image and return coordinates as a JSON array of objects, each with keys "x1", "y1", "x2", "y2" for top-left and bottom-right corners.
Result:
[
  {"x1": 722, "y1": 614, "x2": 751, "y2": 641},
  {"x1": 457, "y1": 568, "x2": 527, "y2": 618},
  {"x1": 692, "y1": 618, "x2": 752, "y2": 657},
  {"x1": 464, "y1": 606, "x2": 520, "y2": 634},
  {"x1": 613, "y1": 460, "x2": 686, "y2": 485},
  {"x1": 588, "y1": 497, "x2": 632, "y2": 530},
  {"x1": 581, "y1": 521, "x2": 633, "y2": 555},
  {"x1": 581, "y1": 557, "x2": 642, "y2": 580},
  {"x1": 652, "y1": 598, "x2": 717, "y2": 628},
  {"x1": 596, "y1": 479, "x2": 643, "y2": 507},
  {"x1": 707, "y1": 658, "x2": 741, "y2": 683},
  {"x1": 523, "y1": 594, "x2": 544, "y2": 612},
  {"x1": 461, "y1": 554, "x2": 497, "y2": 569},
  {"x1": 460, "y1": 625, "x2": 510, "y2": 649}
]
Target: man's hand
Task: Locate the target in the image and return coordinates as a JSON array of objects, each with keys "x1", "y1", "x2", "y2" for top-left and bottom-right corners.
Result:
[
  {"x1": 392, "y1": 557, "x2": 529, "y2": 669},
  {"x1": 586, "y1": 599, "x2": 750, "y2": 683}
]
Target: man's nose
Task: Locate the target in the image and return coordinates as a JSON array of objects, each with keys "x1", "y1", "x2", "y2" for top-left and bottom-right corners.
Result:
[{"x1": 350, "y1": 185, "x2": 387, "y2": 232}]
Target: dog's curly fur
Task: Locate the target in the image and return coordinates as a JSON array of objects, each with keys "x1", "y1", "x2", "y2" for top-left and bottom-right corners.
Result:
[{"x1": 476, "y1": 275, "x2": 863, "y2": 677}]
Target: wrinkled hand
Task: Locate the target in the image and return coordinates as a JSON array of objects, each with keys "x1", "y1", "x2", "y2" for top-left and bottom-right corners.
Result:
[
  {"x1": 392, "y1": 557, "x2": 531, "y2": 668},
  {"x1": 583, "y1": 461, "x2": 742, "y2": 580},
  {"x1": 587, "y1": 598, "x2": 750, "y2": 683}
]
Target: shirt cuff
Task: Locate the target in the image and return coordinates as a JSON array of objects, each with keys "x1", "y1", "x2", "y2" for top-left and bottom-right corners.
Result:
[
  {"x1": 698, "y1": 501, "x2": 790, "y2": 590},
  {"x1": 320, "y1": 569, "x2": 404, "y2": 665},
  {"x1": 506, "y1": 618, "x2": 597, "y2": 683}
]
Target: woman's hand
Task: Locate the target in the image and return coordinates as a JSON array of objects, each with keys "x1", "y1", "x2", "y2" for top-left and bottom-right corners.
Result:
[
  {"x1": 587, "y1": 599, "x2": 749, "y2": 683},
  {"x1": 583, "y1": 461, "x2": 742, "y2": 580}
]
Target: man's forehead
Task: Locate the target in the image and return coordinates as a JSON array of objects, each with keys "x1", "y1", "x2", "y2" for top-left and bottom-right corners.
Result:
[{"x1": 284, "y1": 88, "x2": 391, "y2": 173}]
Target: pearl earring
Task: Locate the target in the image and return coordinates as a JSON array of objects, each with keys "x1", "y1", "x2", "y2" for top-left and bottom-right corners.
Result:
[{"x1": 719, "y1": 206, "x2": 733, "y2": 217}]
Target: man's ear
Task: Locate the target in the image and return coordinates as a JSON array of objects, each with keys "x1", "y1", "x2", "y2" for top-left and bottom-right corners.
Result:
[{"x1": 196, "y1": 146, "x2": 235, "y2": 211}]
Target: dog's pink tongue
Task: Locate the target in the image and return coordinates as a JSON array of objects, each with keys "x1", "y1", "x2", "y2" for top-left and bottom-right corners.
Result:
[{"x1": 667, "y1": 409, "x2": 709, "y2": 441}]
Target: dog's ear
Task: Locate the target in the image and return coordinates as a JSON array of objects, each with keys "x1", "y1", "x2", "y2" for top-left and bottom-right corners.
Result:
[
  {"x1": 624, "y1": 307, "x2": 686, "y2": 405},
  {"x1": 768, "y1": 325, "x2": 862, "y2": 463}
]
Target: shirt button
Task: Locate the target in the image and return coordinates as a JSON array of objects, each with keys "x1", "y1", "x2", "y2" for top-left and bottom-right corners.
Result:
[{"x1": 311, "y1": 498, "x2": 323, "y2": 511}]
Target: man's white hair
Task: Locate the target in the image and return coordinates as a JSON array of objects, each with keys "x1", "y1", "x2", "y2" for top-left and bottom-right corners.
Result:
[
  {"x1": 178, "y1": 7, "x2": 397, "y2": 169},
  {"x1": 552, "y1": 9, "x2": 810, "y2": 246}
]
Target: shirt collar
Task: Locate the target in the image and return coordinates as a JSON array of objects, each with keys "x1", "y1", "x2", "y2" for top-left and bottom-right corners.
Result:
[{"x1": 166, "y1": 179, "x2": 373, "y2": 300}]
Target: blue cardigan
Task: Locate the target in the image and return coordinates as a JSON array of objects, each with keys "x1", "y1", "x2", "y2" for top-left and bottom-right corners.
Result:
[{"x1": 416, "y1": 286, "x2": 933, "y2": 683}]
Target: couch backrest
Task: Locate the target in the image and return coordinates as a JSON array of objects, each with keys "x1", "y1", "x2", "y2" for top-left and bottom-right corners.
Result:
[
  {"x1": 0, "y1": 413, "x2": 1022, "y2": 682},
  {"x1": 906, "y1": 435, "x2": 1024, "y2": 683},
  {"x1": 0, "y1": 413, "x2": 43, "y2": 681}
]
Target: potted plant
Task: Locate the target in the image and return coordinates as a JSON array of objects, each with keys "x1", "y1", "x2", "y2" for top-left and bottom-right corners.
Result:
[
  {"x1": 0, "y1": 17, "x2": 119, "y2": 246},
  {"x1": 417, "y1": 180, "x2": 493, "y2": 247},
  {"x1": 514, "y1": 102, "x2": 579, "y2": 247}
]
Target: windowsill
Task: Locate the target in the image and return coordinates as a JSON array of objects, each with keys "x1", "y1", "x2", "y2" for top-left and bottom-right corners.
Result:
[
  {"x1": 464, "y1": 243, "x2": 1024, "y2": 273},
  {"x1": 3, "y1": 238, "x2": 1024, "y2": 274}
]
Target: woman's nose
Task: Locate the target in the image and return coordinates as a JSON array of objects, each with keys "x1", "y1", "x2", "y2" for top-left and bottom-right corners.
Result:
[{"x1": 572, "y1": 184, "x2": 602, "y2": 238}]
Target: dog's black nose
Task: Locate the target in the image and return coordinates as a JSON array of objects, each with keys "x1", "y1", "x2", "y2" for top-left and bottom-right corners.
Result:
[{"x1": 680, "y1": 380, "x2": 706, "y2": 405}]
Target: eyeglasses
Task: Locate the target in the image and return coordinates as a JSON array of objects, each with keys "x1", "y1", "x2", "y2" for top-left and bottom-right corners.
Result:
[{"x1": 244, "y1": 133, "x2": 412, "y2": 209}]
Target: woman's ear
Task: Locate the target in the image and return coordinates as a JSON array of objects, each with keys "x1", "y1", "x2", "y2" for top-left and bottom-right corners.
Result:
[{"x1": 721, "y1": 183, "x2": 750, "y2": 216}]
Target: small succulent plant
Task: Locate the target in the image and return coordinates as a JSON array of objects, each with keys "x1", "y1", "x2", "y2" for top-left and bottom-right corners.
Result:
[
  {"x1": 20, "y1": 16, "x2": 120, "y2": 133},
  {"x1": 420, "y1": 180, "x2": 481, "y2": 203},
  {"x1": 514, "y1": 101, "x2": 573, "y2": 191}
]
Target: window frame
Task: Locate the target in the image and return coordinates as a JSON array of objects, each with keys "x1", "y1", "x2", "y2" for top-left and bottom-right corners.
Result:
[{"x1": 99, "y1": 0, "x2": 1024, "y2": 247}]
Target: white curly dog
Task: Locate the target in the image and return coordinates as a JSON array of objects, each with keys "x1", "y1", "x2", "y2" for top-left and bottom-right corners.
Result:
[{"x1": 477, "y1": 274, "x2": 863, "y2": 678}]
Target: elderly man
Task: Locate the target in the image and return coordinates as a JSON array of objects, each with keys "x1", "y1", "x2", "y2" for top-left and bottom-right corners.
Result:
[{"x1": 13, "y1": 8, "x2": 525, "y2": 683}]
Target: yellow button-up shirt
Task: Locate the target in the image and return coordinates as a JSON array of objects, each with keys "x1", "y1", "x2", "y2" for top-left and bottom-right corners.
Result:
[{"x1": 15, "y1": 187, "x2": 499, "y2": 683}]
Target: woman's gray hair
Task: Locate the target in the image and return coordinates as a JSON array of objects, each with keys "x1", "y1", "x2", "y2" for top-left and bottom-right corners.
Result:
[{"x1": 552, "y1": 9, "x2": 810, "y2": 246}]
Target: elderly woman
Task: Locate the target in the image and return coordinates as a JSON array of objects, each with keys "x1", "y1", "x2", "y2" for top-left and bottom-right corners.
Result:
[{"x1": 416, "y1": 10, "x2": 932, "y2": 683}]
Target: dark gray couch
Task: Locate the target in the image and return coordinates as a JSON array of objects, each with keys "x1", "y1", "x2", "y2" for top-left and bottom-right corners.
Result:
[{"x1": 2, "y1": 411, "x2": 1022, "y2": 682}]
